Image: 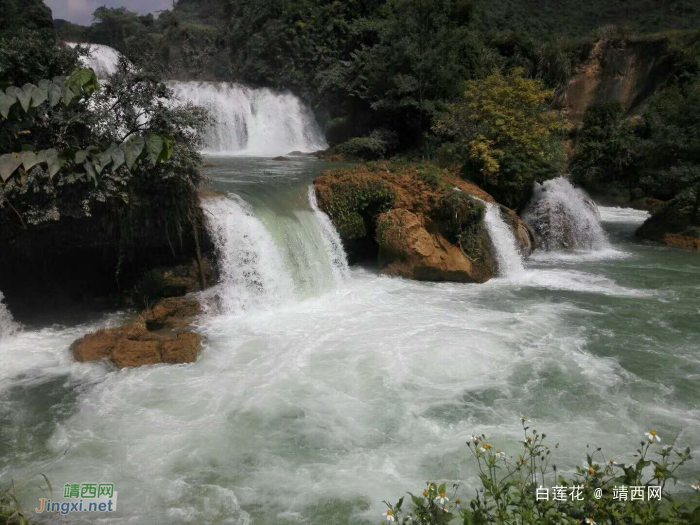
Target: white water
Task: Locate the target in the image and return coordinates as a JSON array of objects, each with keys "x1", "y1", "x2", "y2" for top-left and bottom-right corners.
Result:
[
  {"x1": 2, "y1": 166, "x2": 698, "y2": 525},
  {"x1": 0, "y1": 291, "x2": 18, "y2": 342},
  {"x1": 170, "y1": 82, "x2": 327, "y2": 156},
  {"x1": 524, "y1": 177, "x2": 610, "y2": 251},
  {"x1": 67, "y1": 42, "x2": 122, "y2": 78},
  {"x1": 308, "y1": 185, "x2": 350, "y2": 283},
  {"x1": 67, "y1": 42, "x2": 328, "y2": 156},
  {"x1": 483, "y1": 203, "x2": 525, "y2": 278}
]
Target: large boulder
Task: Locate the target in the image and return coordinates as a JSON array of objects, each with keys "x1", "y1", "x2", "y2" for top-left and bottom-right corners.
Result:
[
  {"x1": 314, "y1": 162, "x2": 531, "y2": 283},
  {"x1": 71, "y1": 296, "x2": 204, "y2": 368},
  {"x1": 636, "y1": 190, "x2": 700, "y2": 250}
]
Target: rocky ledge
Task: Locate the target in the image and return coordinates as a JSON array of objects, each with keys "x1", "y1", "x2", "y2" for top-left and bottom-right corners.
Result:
[
  {"x1": 314, "y1": 162, "x2": 533, "y2": 283},
  {"x1": 636, "y1": 190, "x2": 700, "y2": 251},
  {"x1": 71, "y1": 296, "x2": 203, "y2": 368}
]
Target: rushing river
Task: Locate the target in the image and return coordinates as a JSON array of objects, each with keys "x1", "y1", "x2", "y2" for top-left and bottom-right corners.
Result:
[{"x1": 1, "y1": 156, "x2": 699, "y2": 524}]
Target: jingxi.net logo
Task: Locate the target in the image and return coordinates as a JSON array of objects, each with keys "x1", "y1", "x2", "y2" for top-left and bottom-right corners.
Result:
[{"x1": 35, "y1": 483, "x2": 118, "y2": 515}]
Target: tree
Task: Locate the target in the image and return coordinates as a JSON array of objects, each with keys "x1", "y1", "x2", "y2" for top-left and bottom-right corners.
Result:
[{"x1": 434, "y1": 68, "x2": 569, "y2": 208}]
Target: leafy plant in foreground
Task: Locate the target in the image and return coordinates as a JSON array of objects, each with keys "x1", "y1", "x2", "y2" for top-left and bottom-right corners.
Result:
[{"x1": 383, "y1": 420, "x2": 700, "y2": 524}]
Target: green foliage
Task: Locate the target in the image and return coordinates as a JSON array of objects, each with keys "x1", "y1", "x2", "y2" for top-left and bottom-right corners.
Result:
[
  {"x1": 384, "y1": 420, "x2": 700, "y2": 524},
  {"x1": 434, "y1": 69, "x2": 569, "y2": 209},
  {"x1": 335, "y1": 129, "x2": 399, "y2": 161},
  {"x1": 432, "y1": 192, "x2": 488, "y2": 261},
  {"x1": 323, "y1": 179, "x2": 395, "y2": 241}
]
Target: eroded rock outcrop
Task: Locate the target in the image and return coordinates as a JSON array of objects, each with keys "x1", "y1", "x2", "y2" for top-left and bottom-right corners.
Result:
[
  {"x1": 314, "y1": 162, "x2": 532, "y2": 283},
  {"x1": 71, "y1": 297, "x2": 203, "y2": 368},
  {"x1": 636, "y1": 190, "x2": 700, "y2": 251}
]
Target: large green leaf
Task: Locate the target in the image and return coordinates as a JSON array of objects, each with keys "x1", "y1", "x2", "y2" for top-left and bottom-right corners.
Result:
[
  {"x1": 0, "y1": 153, "x2": 22, "y2": 182},
  {"x1": 48, "y1": 83, "x2": 62, "y2": 107},
  {"x1": 20, "y1": 151, "x2": 39, "y2": 171},
  {"x1": 16, "y1": 84, "x2": 36, "y2": 112},
  {"x1": 74, "y1": 150, "x2": 88, "y2": 164},
  {"x1": 31, "y1": 86, "x2": 48, "y2": 108},
  {"x1": 61, "y1": 86, "x2": 75, "y2": 107},
  {"x1": 0, "y1": 92, "x2": 15, "y2": 118},
  {"x1": 121, "y1": 136, "x2": 145, "y2": 169},
  {"x1": 160, "y1": 135, "x2": 174, "y2": 163},
  {"x1": 146, "y1": 135, "x2": 164, "y2": 166},
  {"x1": 67, "y1": 68, "x2": 99, "y2": 98},
  {"x1": 45, "y1": 149, "x2": 61, "y2": 179},
  {"x1": 109, "y1": 143, "x2": 125, "y2": 171}
]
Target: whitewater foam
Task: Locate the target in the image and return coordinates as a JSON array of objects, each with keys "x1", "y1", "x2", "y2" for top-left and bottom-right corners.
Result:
[
  {"x1": 524, "y1": 177, "x2": 610, "y2": 251},
  {"x1": 67, "y1": 42, "x2": 122, "y2": 78},
  {"x1": 483, "y1": 203, "x2": 525, "y2": 278},
  {"x1": 171, "y1": 82, "x2": 327, "y2": 156},
  {"x1": 0, "y1": 291, "x2": 18, "y2": 342},
  {"x1": 308, "y1": 185, "x2": 350, "y2": 283}
]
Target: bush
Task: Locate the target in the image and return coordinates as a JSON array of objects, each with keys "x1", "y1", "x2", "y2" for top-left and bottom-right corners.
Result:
[
  {"x1": 336, "y1": 135, "x2": 387, "y2": 161},
  {"x1": 383, "y1": 420, "x2": 700, "y2": 524}
]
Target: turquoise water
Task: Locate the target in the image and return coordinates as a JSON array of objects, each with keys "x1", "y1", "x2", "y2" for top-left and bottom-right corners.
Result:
[{"x1": 0, "y1": 157, "x2": 698, "y2": 524}]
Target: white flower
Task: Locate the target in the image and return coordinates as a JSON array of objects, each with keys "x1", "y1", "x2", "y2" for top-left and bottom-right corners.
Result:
[
  {"x1": 520, "y1": 416, "x2": 528, "y2": 422},
  {"x1": 693, "y1": 482, "x2": 700, "y2": 491},
  {"x1": 585, "y1": 519, "x2": 596, "y2": 525},
  {"x1": 479, "y1": 443, "x2": 492, "y2": 453},
  {"x1": 469, "y1": 435, "x2": 480, "y2": 444},
  {"x1": 434, "y1": 492, "x2": 449, "y2": 506},
  {"x1": 496, "y1": 450, "x2": 506, "y2": 458},
  {"x1": 383, "y1": 510, "x2": 396, "y2": 522},
  {"x1": 608, "y1": 459, "x2": 617, "y2": 466},
  {"x1": 645, "y1": 430, "x2": 661, "y2": 443}
]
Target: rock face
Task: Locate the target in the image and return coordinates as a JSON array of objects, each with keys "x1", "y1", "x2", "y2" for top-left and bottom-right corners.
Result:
[
  {"x1": 71, "y1": 297, "x2": 203, "y2": 368},
  {"x1": 314, "y1": 162, "x2": 532, "y2": 283},
  {"x1": 564, "y1": 39, "x2": 672, "y2": 127},
  {"x1": 636, "y1": 190, "x2": 700, "y2": 250}
]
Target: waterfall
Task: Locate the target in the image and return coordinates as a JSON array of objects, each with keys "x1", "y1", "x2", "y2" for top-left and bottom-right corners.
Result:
[
  {"x1": 0, "y1": 291, "x2": 18, "y2": 341},
  {"x1": 308, "y1": 186, "x2": 350, "y2": 283},
  {"x1": 483, "y1": 203, "x2": 525, "y2": 278},
  {"x1": 523, "y1": 177, "x2": 610, "y2": 251},
  {"x1": 202, "y1": 190, "x2": 348, "y2": 315},
  {"x1": 170, "y1": 82, "x2": 328, "y2": 156},
  {"x1": 67, "y1": 43, "x2": 122, "y2": 78}
]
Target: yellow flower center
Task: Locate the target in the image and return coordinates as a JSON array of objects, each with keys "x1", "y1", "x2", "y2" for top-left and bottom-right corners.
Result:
[
  {"x1": 455, "y1": 499, "x2": 461, "y2": 505},
  {"x1": 588, "y1": 468, "x2": 596, "y2": 474},
  {"x1": 423, "y1": 491, "x2": 428, "y2": 497},
  {"x1": 526, "y1": 437, "x2": 532, "y2": 443},
  {"x1": 650, "y1": 430, "x2": 658, "y2": 436},
  {"x1": 440, "y1": 492, "x2": 446, "y2": 498},
  {"x1": 483, "y1": 444, "x2": 492, "y2": 450},
  {"x1": 387, "y1": 510, "x2": 394, "y2": 516}
]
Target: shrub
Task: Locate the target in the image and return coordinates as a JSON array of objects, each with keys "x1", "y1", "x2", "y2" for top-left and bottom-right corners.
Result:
[
  {"x1": 383, "y1": 420, "x2": 699, "y2": 524},
  {"x1": 336, "y1": 136, "x2": 387, "y2": 161}
]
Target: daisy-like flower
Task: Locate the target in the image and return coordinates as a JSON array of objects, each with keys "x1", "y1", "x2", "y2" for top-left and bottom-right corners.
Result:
[
  {"x1": 434, "y1": 492, "x2": 449, "y2": 506},
  {"x1": 524, "y1": 436, "x2": 533, "y2": 444},
  {"x1": 496, "y1": 450, "x2": 505, "y2": 458},
  {"x1": 608, "y1": 459, "x2": 617, "y2": 466},
  {"x1": 422, "y1": 490, "x2": 429, "y2": 498},
  {"x1": 585, "y1": 519, "x2": 596, "y2": 525},
  {"x1": 588, "y1": 467, "x2": 597, "y2": 475},
  {"x1": 469, "y1": 435, "x2": 480, "y2": 444},
  {"x1": 520, "y1": 416, "x2": 528, "y2": 422},
  {"x1": 383, "y1": 510, "x2": 396, "y2": 523},
  {"x1": 479, "y1": 443, "x2": 492, "y2": 453},
  {"x1": 646, "y1": 430, "x2": 661, "y2": 443},
  {"x1": 455, "y1": 499, "x2": 462, "y2": 506},
  {"x1": 692, "y1": 482, "x2": 700, "y2": 491}
]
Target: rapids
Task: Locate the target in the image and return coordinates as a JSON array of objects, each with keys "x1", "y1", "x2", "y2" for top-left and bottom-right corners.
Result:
[{"x1": 1, "y1": 157, "x2": 698, "y2": 525}]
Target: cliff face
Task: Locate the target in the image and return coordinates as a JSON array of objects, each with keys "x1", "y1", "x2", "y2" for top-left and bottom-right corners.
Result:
[{"x1": 564, "y1": 39, "x2": 672, "y2": 127}]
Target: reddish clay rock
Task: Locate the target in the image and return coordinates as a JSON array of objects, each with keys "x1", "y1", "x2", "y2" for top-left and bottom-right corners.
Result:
[
  {"x1": 71, "y1": 297, "x2": 204, "y2": 369},
  {"x1": 377, "y1": 209, "x2": 495, "y2": 283}
]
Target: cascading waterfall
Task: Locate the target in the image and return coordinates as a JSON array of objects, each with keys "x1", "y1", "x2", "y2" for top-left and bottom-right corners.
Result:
[
  {"x1": 170, "y1": 82, "x2": 328, "y2": 156},
  {"x1": 523, "y1": 177, "x2": 610, "y2": 251},
  {"x1": 202, "y1": 190, "x2": 348, "y2": 315},
  {"x1": 0, "y1": 291, "x2": 18, "y2": 341},
  {"x1": 483, "y1": 203, "x2": 525, "y2": 278},
  {"x1": 308, "y1": 185, "x2": 350, "y2": 283},
  {"x1": 67, "y1": 43, "x2": 122, "y2": 78}
]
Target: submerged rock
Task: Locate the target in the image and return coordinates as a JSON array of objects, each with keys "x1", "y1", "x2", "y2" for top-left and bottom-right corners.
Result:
[
  {"x1": 272, "y1": 156, "x2": 290, "y2": 161},
  {"x1": 71, "y1": 297, "x2": 203, "y2": 368},
  {"x1": 314, "y1": 162, "x2": 531, "y2": 283}
]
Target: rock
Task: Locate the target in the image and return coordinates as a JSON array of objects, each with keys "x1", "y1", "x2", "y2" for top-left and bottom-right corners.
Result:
[
  {"x1": 636, "y1": 190, "x2": 700, "y2": 249},
  {"x1": 272, "y1": 156, "x2": 290, "y2": 161},
  {"x1": 161, "y1": 332, "x2": 203, "y2": 364},
  {"x1": 145, "y1": 296, "x2": 201, "y2": 329},
  {"x1": 71, "y1": 297, "x2": 204, "y2": 368},
  {"x1": 314, "y1": 162, "x2": 526, "y2": 283},
  {"x1": 377, "y1": 209, "x2": 494, "y2": 283}
]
